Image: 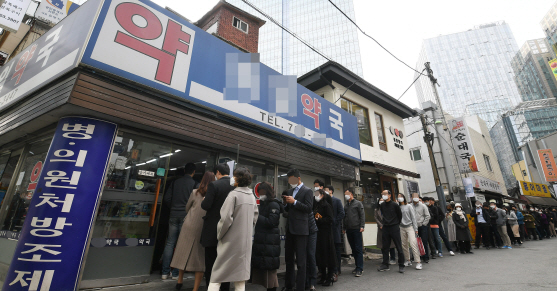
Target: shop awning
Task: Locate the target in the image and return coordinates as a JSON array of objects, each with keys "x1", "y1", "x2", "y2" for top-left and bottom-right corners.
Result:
[
  {"x1": 361, "y1": 161, "x2": 420, "y2": 178},
  {"x1": 521, "y1": 195, "x2": 557, "y2": 206}
]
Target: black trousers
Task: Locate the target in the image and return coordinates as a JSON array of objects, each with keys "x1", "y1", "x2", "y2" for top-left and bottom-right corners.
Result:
[
  {"x1": 519, "y1": 224, "x2": 526, "y2": 241},
  {"x1": 381, "y1": 225, "x2": 404, "y2": 267},
  {"x1": 475, "y1": 223, "x2": 491, "y2": 247},
  {"x1": 458, "y1": 241, "x2": 471, "y2": 253},
  {"x1": 334, "y1": 243, "x2": 342, "y2": 274},
  {"x1": 285, "y1": 231, "x2": 308, "y2": 291},
  {"x1": 417, "y1": 225, "x2": 430, "y2": 261},
  {"x1": 527, "y1": 227, "x2": 539, "y2": 240},
  {"x1": 205, "y1": 246, "x2": 230, "y2": 291},
  {"x1": 490, "y1": 224, "x2": 503, "y2": 247}
]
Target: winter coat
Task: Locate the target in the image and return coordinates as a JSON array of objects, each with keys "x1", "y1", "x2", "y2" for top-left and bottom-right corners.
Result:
[
  {"x1": 314, "y1": 196, "x2": 337, "y2": 271},
  {"x1": 540, "y1": 213, "x2": 549, "y2": 225},
  {"x1": 452, "y1": 212, "x2": 472, "y2": 241},
  {"x1": 524, "y1": 213, "x2": 536, "y2": 229},
  {"x1": 375, "y1": 208, "x2": 395, "y2": 249},
  {"x1": 210, "y1": 187, "x2": 259, "y2": 283},
  {"x1": 446, "y1": 211, "x2": 457, "y2": 242},
  {"x1": 252, "y1": 198, "x2": 283, "y2": 270},
  {"x1": 427, "y1": 205, "x2": 442, "y2": 225},
  {"x1": 331, "y1": 196, "x2": 345, "y2": 244},
  {"x1": 507, "y1": 211, "x2": 518, "y2": 225},
  {"x1": 516, "y1": 211, "x2": 525, "y2": 225}
]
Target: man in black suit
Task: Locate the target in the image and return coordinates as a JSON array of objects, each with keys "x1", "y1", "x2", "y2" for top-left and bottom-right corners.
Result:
[
  {"x1": 282, "y1": 169, "x2": 313, "y2": 291},
  {"x1": 201, "y1": 163, "x2": 235, "y2": 291}
]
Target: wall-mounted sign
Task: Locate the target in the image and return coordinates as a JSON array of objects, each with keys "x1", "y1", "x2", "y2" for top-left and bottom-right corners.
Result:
[
  {"x1": 470, "y1": 174, "x2": 502, "y2": 194},
  {"x1": 549, "y1": 59, "x2": 557, "y2": 81},
  {"x1": 520, "y1": 181, "x2": 552, "y2": 198},
  {"x1": 138, "y1": 170, "x2": 154, "y2": 177},
  {"x1": 80, "y1": 0, "x2": 361, "y2": 161},
  {"x1": 0, "y1": 0, "x2": 33, "y2": 33},
  {"x1": 537, "y1": 149, "x2": 557, "y2": 182},
  {"x1": 389, "y1": 126, "x2": 404, "y2": 150},
  {"x1": 474, "y1": 193, "x2": 486, "y2": 204},
  {"x1": 449, "y1": 117, "x2": 479, "y2": 173},
  {"x1": 35, "y1": 0, "x2": 80, "y2": 26}
]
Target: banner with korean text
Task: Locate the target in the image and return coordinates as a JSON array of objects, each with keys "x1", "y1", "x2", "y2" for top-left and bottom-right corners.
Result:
[
  {"x1": 519, "y1": 181, "x2": 552, "y2": 198},
  {"x1": 3, "y1": 117, "x2": 117, "y2": 291},
  {"x1": 449, "y1": 117, "x2": 479, "y2": 173},
  {"x1": 0, "y1": 0, "x2": 33, "y2": 33},
  {"x1": 537, "y1": 149, "x2": 557, "y2": 182},
  {"x1": 35, "y1": 0, "x2": 80, "y2": 26}
]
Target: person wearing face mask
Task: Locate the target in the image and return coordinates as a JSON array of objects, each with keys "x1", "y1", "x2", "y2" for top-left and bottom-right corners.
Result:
[
  {"x1": 470, "y1": 202, "x2": 492, "y2": 250},
  {"x1": 487, "y1": 202, "x2": 503, "y2": 248},
  {"x1": 548, "y1": 208, "x2": 557, "y2": 238},
  {"x1": 445, "y1": 204, "x2": 457, "y2": 252},
  {"x1": 282, "y1": 169, "x2": 314, "y2": 291},
  {"x1": 493, "y1": 203, "x2": 512, "y2": 249},
  {"x1": 342, "y1": 188, "x2": 365, "y2": 277},
  {"x1": 398, "y1": 194, "x2": 422, "y2": 270},
  {"x1": 424, "y1": 197, "x2": 444, "y2": 258},
  {"x1": 539, "y1": 209, "x2": 550, "y2": 239},
  {"x1": 531, "y1": 207, "x2": 544, "y2": 240},
  {"x1": 375, "y1": 198, "x2": 396, "y2": 266},
  {"x1": 411, "y1": 193, "x2": 430, "y2": 263},
  {"x1": 323, "y1": 185, "x2": 344, "y2": 279},
  {"x1": 452, "y1": 203, "x2": 473, "y2": 254},
  {"x1": 377, "y1": 190, "x2": 405, "y2": 274},
  {"x1": 506, "y1": 206, "x2": 521, "y2": 246},
  {"x1": 251, "y1": 182, "x2": 283, "y2": 291},
  {"x1": 313, "y1": 189, "x2": 336, "y2": 286},
  {"x1": 201, "y1": 163, "x2": 236, "y2": 291},
  {"x1": 524, "y1": 210, "x2": 538, "y2": 240},
  {"x1": 515, "y1": 206, "x2": 526, "y2": 242}
]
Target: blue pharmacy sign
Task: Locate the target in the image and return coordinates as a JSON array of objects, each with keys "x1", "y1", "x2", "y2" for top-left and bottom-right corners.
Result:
[
  {"x1": 3, "y1": 117, "x2": 117, "y2": 291},
  {"x1": 80, "y1": 0, "x2": 361, "y2": 161}
]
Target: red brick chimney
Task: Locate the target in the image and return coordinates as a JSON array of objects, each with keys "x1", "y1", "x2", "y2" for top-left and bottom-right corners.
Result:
[{"x1": 195, "y1": 0, "x2": 265, "y2": 53}]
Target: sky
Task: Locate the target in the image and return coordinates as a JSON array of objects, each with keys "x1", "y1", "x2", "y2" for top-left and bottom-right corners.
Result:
[{"x1": 150, "y1": 0, "x2": 556, "y2": 109}]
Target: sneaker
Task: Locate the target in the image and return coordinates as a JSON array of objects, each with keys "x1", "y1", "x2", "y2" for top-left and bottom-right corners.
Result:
[
  {"x1": 404, "y1": 261, "x2": 412, "y2": 267},
  {"x1": 162, "y1": 274, "x2": 169, "y2": 280},
  {"x1": 352, "y1": 268, "x2": 357, "y2": 274},
  {"x1": 172, "y1": 275, "x2": 179, "y2": 280},
  {"x1": 450, "y1": 251, "x2": 455, "y2": 256},
  {"x1": 389, "y1": 260, "x2": 396, "y2": 265},
  {"x1": 438, "y1": 253, "x2": 443, "y2": 258},
  {"x1": 355, "y1": 270, "x2": 363, "y2": 277},
  {"x1": 507, "y1": 246, "x2": 512, "y2": 249},
  {"x1": 398, "y1": 266, "x2": 405, "y2": 273},
  {"x1": 502, "y1": 246, "x2": 508, "y2": 249},
  {"x1": 377, "y1": 265, "x2": 390, "y2": 272},
  {"x1": 415, "y1": 263, "x2": 422, "y2": 270}
]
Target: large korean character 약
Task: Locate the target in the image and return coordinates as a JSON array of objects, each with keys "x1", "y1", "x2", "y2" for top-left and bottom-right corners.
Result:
[
  {"x1": 35, "y1": 193, "x2": 74, "y2": 213},
  {"x1": 44, "y1": 170, "x2": 81, "y2": 189},
  {"x1": 9, "y1": 270, "x2": 54, "y2": 290},
  {"x1": 30, "y1": 217, "x2": 71, "y2": 237},
  {"x1": 61, "y1": 123, "x2": 95, "y2": 139},
  {"x1": 50, "y1": 149, "x2": 87, "y2": 167}
]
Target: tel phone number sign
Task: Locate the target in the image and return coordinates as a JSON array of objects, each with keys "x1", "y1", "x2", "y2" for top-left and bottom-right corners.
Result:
[{"x1": 3, "y1": 117, "x2": 117, "y2": 291}]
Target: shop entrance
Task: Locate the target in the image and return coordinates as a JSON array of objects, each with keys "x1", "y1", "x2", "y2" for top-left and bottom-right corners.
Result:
[{"x1": 380, "y1": 175, "x2": 398, "y2": 200}]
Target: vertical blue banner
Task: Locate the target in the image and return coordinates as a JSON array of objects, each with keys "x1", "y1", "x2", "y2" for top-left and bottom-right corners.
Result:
[{"x1": 3, "y1": 117, "x2": 117, "y2": 291}]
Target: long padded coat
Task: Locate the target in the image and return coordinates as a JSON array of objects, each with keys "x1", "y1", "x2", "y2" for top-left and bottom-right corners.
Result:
[{"x1": 252, "y1": 198, "x2": 283, "y2": 270}]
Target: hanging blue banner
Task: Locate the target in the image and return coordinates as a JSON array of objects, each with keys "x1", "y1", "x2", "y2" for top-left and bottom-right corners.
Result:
[{"x1": 3, "y1": 116, "x2": 117, "y2": 291}]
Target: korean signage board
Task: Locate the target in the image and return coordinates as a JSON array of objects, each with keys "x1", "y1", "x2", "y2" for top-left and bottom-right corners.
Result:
[
  {"x1": 470, "y1": 174, "x2": 502, "y2": 194},
  {"x1": 80, "y1": 0, "x2": 361, "y2": 161},
  {"x1": 537, "y1": 149, "x2": 557, "y2": 182},
  {"x1": 520, "y1": 181, "x2": 552, "y2": 198},
  {"x1": 549, "y1": 59, "x2": 557, "y2": 81},
  {"x1": 449, "y1": 117, "x2": 479, "y2": 173},
  {"x1": 35, "y1": 0, "x2": 80, "y2": 26},
  {"x1": 0, "y1": 0, "x2": 102, "y2": 112},
  {"x1": 3, "y1": 116, "x2": 117, "y2": 291},
  {"x1": 0, "y1": 0, "x2": 32, "y2": 33}
]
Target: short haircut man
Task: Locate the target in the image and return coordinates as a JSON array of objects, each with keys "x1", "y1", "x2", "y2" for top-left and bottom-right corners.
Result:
[
  {"x1": 215, "y1": 163, "x2": 230, "y2": 176},
  {"x1": 184, "y1": 162, "x2": 196, "y2": 175},
  {"x1": 314, "y1": 179, "x2": 324, "y2": 187},
  {"x1": 287, "y1": 168, "x2": 301, "y2": 178},
  {"x1": 325, "y1": 185, "x2": 334, "y2": 194}
]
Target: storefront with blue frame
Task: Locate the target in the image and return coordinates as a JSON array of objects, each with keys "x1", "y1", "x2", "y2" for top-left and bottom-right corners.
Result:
[{"x1": 0, "y1": 0, "x2": 361, "y2": 289}]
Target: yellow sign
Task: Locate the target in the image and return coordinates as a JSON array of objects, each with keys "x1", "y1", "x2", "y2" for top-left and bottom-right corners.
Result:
[
  {"x1": 549, "y1": 59, "x2": 557, "y2": 81},
  {"x1": 520, "y1": 181, "x2": 552, "y2": 198},
  {"x1": 511, "y1": 160, "x2": 530, "y2": 182}
]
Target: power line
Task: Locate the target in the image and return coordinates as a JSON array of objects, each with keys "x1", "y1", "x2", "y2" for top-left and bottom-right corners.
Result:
[
  {"x1": 240, "y1": 0, "x2": 333, "y2": 63},
  {"x1": 398, "y1": 68, "x2": 426, "y2": 100},
  {"x1": 327, "y1": 0, "x2": 426, "y2": 76}
]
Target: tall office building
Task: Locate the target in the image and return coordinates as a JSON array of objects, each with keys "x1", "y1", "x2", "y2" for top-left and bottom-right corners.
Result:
[
  {"x1": 541, "y1": 1, "x2": 557, "y2": 55},
  {"x1": 511, "y1": 39, "x2": 557, "y2": 101},
  {"x1": 225, "y1": 0, "x2": 363, "y2": 77},
  {"x1": 414, "y1": 21, "x2": 522, "y2": 128}
]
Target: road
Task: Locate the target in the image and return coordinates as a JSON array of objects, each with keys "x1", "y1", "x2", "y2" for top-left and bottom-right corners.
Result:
[{"x1": 82, "y1": 238, "x2": 557, "y2": 291}]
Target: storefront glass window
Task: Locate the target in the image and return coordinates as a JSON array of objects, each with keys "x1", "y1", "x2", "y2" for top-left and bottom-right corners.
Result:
[
  {"x1": 360, "y1": 171, "x2": 381, "y2": 223},
  {"x1": 2, "y1": 139, "x2": 51, "y2": 232},
  {"x1": 340, "y1": 98, "x2": 372, "y2": 147},
  {"x1": 219, "y1": 152, "x2": 275, "y2": 189},
  {"x1": 0, "y1": 152, "x2": 18, "y2": 206}
]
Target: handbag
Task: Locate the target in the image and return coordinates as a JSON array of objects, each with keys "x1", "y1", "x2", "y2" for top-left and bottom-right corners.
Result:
[{"x1": 416, "y1": 236, "x2": 426, "y2": 256}]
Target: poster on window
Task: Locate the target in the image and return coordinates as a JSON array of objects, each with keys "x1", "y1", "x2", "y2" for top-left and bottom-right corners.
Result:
[
  {"x1": 448, "y1": 117, "x2": 479, "y2": 173},
  {"x1": 404, "y1": 180, "x2": 419, "y2": 198}
]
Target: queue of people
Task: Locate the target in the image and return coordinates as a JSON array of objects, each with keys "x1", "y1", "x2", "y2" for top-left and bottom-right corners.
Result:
[{"x1": 161, "y1": 163, "x2": 556, "y2": 291}]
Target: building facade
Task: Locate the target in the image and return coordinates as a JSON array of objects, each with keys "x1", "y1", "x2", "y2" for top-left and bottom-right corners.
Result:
[
  {"x1": 511, "y1": 39, "x2": 557, "y2": 101},
  {"x1": 541, "y1": 0, "x2": 557, "y2": 55},
  {"x1": 414, "y1": 21, "x2": 522, "y2": 128},
  {"x1": 225, "y1": 0, "x2": 364, "y2": 77},
  {"x1": 299, "y1": 61, "x2": 420, "y2": 246}
]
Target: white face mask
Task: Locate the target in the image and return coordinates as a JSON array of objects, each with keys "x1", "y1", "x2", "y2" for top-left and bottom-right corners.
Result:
[
  {"x1": 379, "y1": 201, "x2": 384, "y2": 205},
  {"x1": 324, "y1": 191, "x2": 330, "y2": 195},
  {"x1": 476, "y1": 205, "x2": 481, "y2": 208},
  {"x1": 490, "y1": 205, "x2": 495, "y2": 209},
  {"x1": 382, "y1": 195, "x2": 389, "y2": 201},
  {"x1": 413, "y1": 198, "x2": 419, "y2": 202},
  {"x1": 290, "y1": 183, "x2": 297, "y2": 188},
  {"x1": 314, "y1": 187, "x2": 320, "y2": 191},
  {"x1": 456, "y1": 207, "x2": 462, "y2": 211},
  {"x1": 397, "y1": 197, "x2": 404, "y2": 203},
  {"x1": 345, "y1": 195, "x2": 351, "y2": 200},
  {"x1": 315, "y1": 196, "x2": 322, "y2": 202},
  {"x1": 259, "y1": 195, "x2": 267, "y2": 201}
]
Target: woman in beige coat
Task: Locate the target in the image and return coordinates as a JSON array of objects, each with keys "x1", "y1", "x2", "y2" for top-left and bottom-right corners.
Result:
[
  {"x1": 208, "y1": 167, "x2": 259, "y2": 291},
  {"x1": 170, "y1": 171, "x2": 214, "y2": 291}
]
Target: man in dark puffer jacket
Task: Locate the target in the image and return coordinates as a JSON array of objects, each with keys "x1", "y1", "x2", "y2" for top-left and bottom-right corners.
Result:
[{"x1": 252, "y1": 183, "x2": 284, "y2": 291}]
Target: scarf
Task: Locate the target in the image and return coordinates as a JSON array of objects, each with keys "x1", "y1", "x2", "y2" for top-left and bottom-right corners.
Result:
[{"x1": 455, "y1": 209, "x2": 466, "y2": 220}]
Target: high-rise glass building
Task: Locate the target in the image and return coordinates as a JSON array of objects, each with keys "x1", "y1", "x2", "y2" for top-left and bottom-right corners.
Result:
[
  {"x1": 541, "y1": 1, "x2": 557, "y2": 55},
  {"x1": 414, "y1": 21, "x2": 522, "y2": 128},
  {"x1": 225, "y1": 0, "x2": 364, "y2": 77},
  {"x1": 511, "y1": 39, "x2": 557, "y2": 101}
]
